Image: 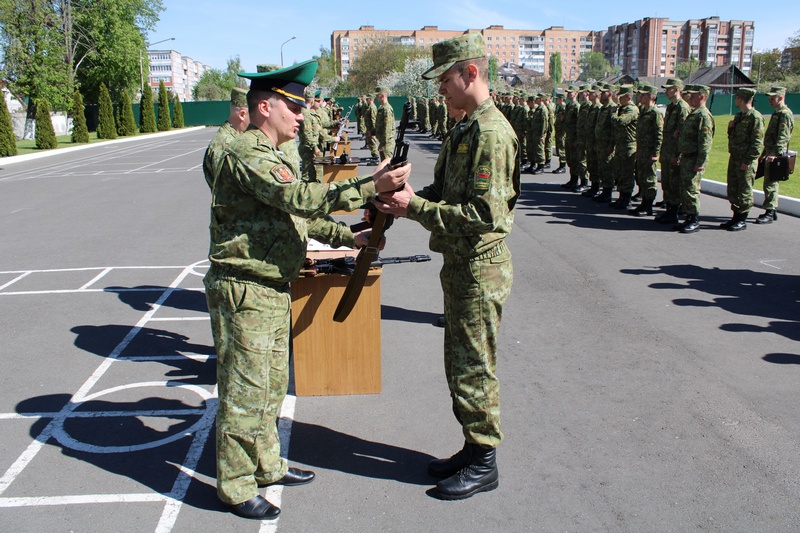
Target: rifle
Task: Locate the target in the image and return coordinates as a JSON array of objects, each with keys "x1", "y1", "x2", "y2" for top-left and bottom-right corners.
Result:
[
  {"x1": 301, "y1": 254, "x2": 430, "y2": 276},
  {"x1": 334, "y1": 109, "x2": 412, "y2": 322},
  {"x1": 331, "y1": 103, "x2": 356, "y2": 153}
]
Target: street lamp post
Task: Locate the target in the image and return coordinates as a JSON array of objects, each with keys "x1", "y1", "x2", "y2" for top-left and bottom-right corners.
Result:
[
  {"x1": 280, "y1": 36, "x2": 296, "y2": 67},
  {"x1": 140, "y1": 37, "x2": 176, "y2": 91}
]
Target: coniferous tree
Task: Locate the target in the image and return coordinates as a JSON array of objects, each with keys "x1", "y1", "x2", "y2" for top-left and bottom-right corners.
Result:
[
  {"x1": 172, "y1": 93, "x2": 184, "y2": 129},
  {"x1": 139, "y1": 86, "x2": 157, "y2": 133},
  {"x1": 70, "y1": 90, "x2": 89, "y2": 143},
  {"x1": 34, "y1": 98, "x2": 58, "y2": 149},
  {"x1": 0, "y1": 93, "x2": 18, "y2": 157},
  {"x1": 96, "y1": 83, "x2": 117, "y2": 139},
  {"x1": 157, "y1": 80, "x2": 171, "y2": 131},
  {"x1": 118, "y1": 91, "x2": 137, "y2": 136}
]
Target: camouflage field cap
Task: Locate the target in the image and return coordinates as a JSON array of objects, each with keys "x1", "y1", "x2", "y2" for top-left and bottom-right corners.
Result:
[
  {"x1": 617, "y1": 84, "x2": 634, "y2": 96},
  {"x1": 239, "y1": 59, "x2": 318, "y2": 108},
  {"x1": 230, "y1": 87, "x2": 248, "y2": 107},
  {"x1": 375, "y1": 86, "x2": 390, "y2": 96},
  {"x1": 662, "y1": 78, "x2": 683, "y2": 90},
  {"x1": 590, "y1": 84, "x2": 601, "y2": 92},
  {"x1": 579, "y1": 84, "x2": 590, "y2": 92},
  {"x1": 766, "y1": 86, "x2": 787, "y2": 96},
  {"x1": 637, "y1": 83, "x2": 657, "y2": 95},
  {"x1": 694, "y1": 85, "x2": 710, "y2": 96},
  {"x1": 537, "y1": 92, "x2": 547, "y2": 99},
  {"x1": 422, "y1": 33, "x2": 486, "y2": 80},
  {"x1": 736, "y1": 87, "x2": 756, "y2": 99},
  {"x1": 566, "y1": 85, "x2": 580, "y2": 93}
]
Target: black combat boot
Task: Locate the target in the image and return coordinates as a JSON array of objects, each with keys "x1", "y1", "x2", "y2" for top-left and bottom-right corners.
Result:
[
  {"x1": 719, "y1": 212, "x2": 737, "y2": 229},
  {"x1": 611, "y1": 193, "x2": 632, "y2": 210},
  {"x1": 755, "y1": 209, "x2": 776, "y2": 224},
  {"x1": 679, "y1": 215, "x2": 700, "y2": 233},
  {"x1": 435, "y1": 444, "x2": 498, "y2": 500},
  {"x1": 428, "y1": 442, "x2": 472, "y2": 478},
  {"x1": 631, "y1": 189, "x2": 642, "y2": 202},
  {"x1": 655, "y1": 204, "x2": 679, "y2": 224},
  {"x1": 594, "y1": 187, "x2": 613, "y2": 203},
  {"x1": 552, "y1": 162, "x2": 567, "y2": 174},
  {"x1": 544, "y1": 159, "x2": 552, "y2": 169},
  {"x1": 572, "y1": 176, "x2": 589, "y2": 193},
  {"x1": 561, "y1": 174, "x2": 577, "y2": 189},
  {"x1": 628, "y1": 197, "x2": 653, "y2": 217},
  {"x1": 532, "y1": 164, "x2": 545, "y2": 175},
  {"x1": 728, "y1": 211, "x2": 748, "y2": 232},
  {"x1": 582, "y1": 182, "x2": 600, "y2": 198}
]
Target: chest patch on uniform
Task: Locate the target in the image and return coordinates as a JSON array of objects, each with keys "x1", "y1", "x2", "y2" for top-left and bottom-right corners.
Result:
[
  {"x1": 457, "y1": 143, "x2": 469, "y2": 154},
  {"x1": 271, "y1": 164, "x2": 295, "y2": 183},
  {"x1": 475, "y1": 166, "x2": 491, "y2": 190}
]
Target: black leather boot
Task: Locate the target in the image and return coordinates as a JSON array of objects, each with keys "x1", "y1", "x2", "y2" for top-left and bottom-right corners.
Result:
[
  {"x1": 611, "y1": 193, "x2": 632, "y2": 210},
  {"x1": 628, "y1": 197, "x2": 653, "y2": 217},
  {"x1": 594, "y1": 188, "x2": 612, "y2": 203},
  {"x1": 728, "y1": 211, "x2": 748, "y2": 232},
  {"x1": 573, "y1": 177, "x2": 589, "y2": 193},
  {"x1": 532, "y1": 164, "x2": 545, "y2": 175},
  {"x1": 435, "y1": 444, "x2": 498, "y2": 500},
  {"x1": 679, "y1": 215, "x2": 700, "y2": 233},
  {"x1": 582, "y1": 182, "x2": 599, "y2": 197},
  {"x1": 754, "y1": 209, "x2": 776, "y2": 224},
  {"x1": 655, "y1": 204, "x2": 679, "y2": 224},
  {"x1": 561, "y1": 175, "x2": 577, "y2": 189},
  {"x1": 552, "y1": 162, "x2": 566, "y2": 174},
  {"x1": 428, "y1": 442, "x2": 471, "y2": 478},
  {"x1": 719, "y1": 213, "x2": 737, "y2": 229}
]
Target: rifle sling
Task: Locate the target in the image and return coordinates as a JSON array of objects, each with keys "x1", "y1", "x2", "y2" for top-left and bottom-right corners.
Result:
[{"x1": 333, "y1": 210, "x2": 389, "y2": 322}]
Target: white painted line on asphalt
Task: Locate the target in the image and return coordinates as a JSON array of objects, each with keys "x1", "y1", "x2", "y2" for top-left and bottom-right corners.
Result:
[
  {"x1": 760, "y1": 259, "x2": 785, "y2": 270},
  {"x1": 0, "y1": 271, "x2": 30, "y2": 291},
  {"x1": 119, "y1": 354, "x2": 216, "y2": 362},
  {"x1": 0, "y1": 493, "x2": 168, "y2": 507},
  {"x1": 125, "y1": 146, "x2": 206, "y2": 174},
  {"x1": 79, "y1": 267, "x2": 113, "y2": 290},
  {"x1": 258, "y1": 394, "x2": 298, "y2": 533},
  {"x1": 0, "y1": 408, "x2": 206, "y2": 420},
  {"x1": 147, "y1": 316, "x2": 210, "y2": 322}
]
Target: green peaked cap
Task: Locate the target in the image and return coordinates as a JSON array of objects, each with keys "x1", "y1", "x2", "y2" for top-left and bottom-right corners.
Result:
[{"x1": 239, "y1": 59, "x2": 318, "y2": 108}]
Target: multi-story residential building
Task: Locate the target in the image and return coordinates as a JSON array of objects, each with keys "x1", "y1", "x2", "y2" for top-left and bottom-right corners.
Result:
[
  {"x1": 331, "y1": 25, "x2": 595, "y2": 80},
  {"x1": 146, "y1": 49, "x2": 210, "y2": 101},
  {"x1": 603, "y1": 17, "x2": 754, "y2": 77}
]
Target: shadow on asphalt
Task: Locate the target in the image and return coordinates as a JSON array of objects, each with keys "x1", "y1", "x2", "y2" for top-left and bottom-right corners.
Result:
[
  {"x1": 381, "y1": 304, "x2": 441, "y2": 325},
  {"x1": 619, "y1": 264, "x2": 800, "y2": 351},
  {"x1": 287, "y1": 421, "x2": 436, "y2": 485},
  {"x1": 105, "y1": 286, "x2": 208, "y2": 313}
]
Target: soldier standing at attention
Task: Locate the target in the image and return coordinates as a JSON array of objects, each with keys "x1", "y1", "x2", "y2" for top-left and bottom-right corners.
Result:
[
  {"x1": 204, "y1": 60, "x2": 410, "y2": 520},
  {"x1": 673, "y1": 85, "x2": 714, "y2": 234},
  {"x1": 593, "y1": 84, "x2": 617, "y2": 203},
  {"x1": 299, "y1": 90, "x2": 323, "y2": 182},
  {"x1": 374, "y1": 86, "x2": 396, "y2": 160},
  {"x1": 363, "y1": 94, "x2": 379, "y2": 161},
  {"x1": 376, "y1": 32, "x2": 519, "y2": 502},
  {"x1": 573, "y1": 84, "x2": 592, "y2": 193},
  {"x1": 629, "y1": 83, "x2": 663, "y2": 216},
  {"x1": 527, "y1": 93, "x2": 548, "y2": 174},
  {"x1": 756, "y1": 86, "x2": 794, "y2": 224},
  {"x1": 721, "y1": 87, "x2": 764, "y2": 231},
  {"x1": 582, "y1": 85, "x2": 602, "y2": 198},
  {"x1": 544, "y1": 93, "x2": 556, "y2": 169},
  {"x1": 552, "y1": 92, "x2": 567, "y2": 174},
  {"x1": 610, "y1": 85, "x2": 639, "y2": 210},
  {"x1": 656, "y1": 79, "x2": 691, "y2": 224},
  {"x1": 562, "y1": 85, "x2": 581, "y2": 189},
  {"x1": 203, "y1": 88, "x2": 250, "y2": 190}
]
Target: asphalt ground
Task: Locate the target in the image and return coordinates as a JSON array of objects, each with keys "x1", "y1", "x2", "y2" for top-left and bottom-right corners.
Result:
[{"x1": 0, "y1": 125, "x2": 798, "y2": 532}]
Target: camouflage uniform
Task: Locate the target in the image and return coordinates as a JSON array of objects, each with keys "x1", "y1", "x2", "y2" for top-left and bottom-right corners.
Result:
[
  {"x1": 584, "y1": 95, "x2": 601, "y2": 191},
  {"x1": 408, "y1": 98, "x2": 519, "y2": 448},
  {"x1": 594, "y1": 95, "x2": 617, "y2": 194},
  {"x1": 545, "y1": 98, "x2": 556, "y2": 165},
  {"x1": 206, "y1": 126, "x2": 378, "y2": 506},
  {"x1": 635, "y1": 97, "x2": 664, "y2": 204},
  {"x1": 760, "y1": 94, "x2": 794, "y2": 211},
  {"x1": 611, "y1": 93, "x2": 639, "y2": 195},
  {"x1": 203, "y1": 121, "x2": 239, "y2": 189},
  {"x1": 364, "y1": 101, "x2": 379, "y2": 158},
  {"x1": 417, "y1": 98, "x2": 430, "y2": 133},
  {"x1": 299, "y1": 107, "x2": 322, "y2": 182},
  {"x1": 660, "y1": 89, "x2": 691, "y2": 210},
  {"x1": 575, "y1": 94, "x2": 592, "y2": 187},
  {"x1": 554, "y1": 98, "x2": 567, "y2": 167},
  {"x1": 678, "y1": 94, "x2": 714, "y2": 217},
  {"x1": 564, "y1": 95, "x2": 581, "y2": 181},
  {"x1": 527, "y1": 99, "x2": 548, "y2": 167},
  {"x1": 375, "y1": 99, "x2": 396, "y2": 160},
  {"x1": 726, "y1": 100, "x2": 764, "y2": 216}
]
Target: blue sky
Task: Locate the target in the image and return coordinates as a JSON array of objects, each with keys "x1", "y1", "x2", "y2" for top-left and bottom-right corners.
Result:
[{"x1": 149, "y1": 0, "x2": 797, "y2": 71}]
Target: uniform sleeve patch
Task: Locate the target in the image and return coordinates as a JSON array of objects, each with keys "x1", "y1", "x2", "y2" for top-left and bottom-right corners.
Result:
[
  {"x1": 475, "y1": 166, "x2": 491, "y2": 190},
  {"x1": 271, "y1": 164, "x2": 295, "y2": 183},
  {"x1": 457, "y1": 143, "x2": 469, "y2": 154}
]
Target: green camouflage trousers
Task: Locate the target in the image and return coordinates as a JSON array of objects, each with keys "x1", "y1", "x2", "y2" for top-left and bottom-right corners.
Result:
[
  {"x1": 555, "y1": 132, "x2": 566, "y2": 160},
  {"x1": 727, "y1": 156, "x2": 757, "y2": 214},
  {"x1": 596, "y1": 146, "x2": 615, "y2": 188},
  {"x1": 636, "y1": 155, "x2": 659, "y2": 201},
  {"x1": 614, "y1": 150, "x2": 636, "y2": 194},
  {"x1": 379, "y1": 137, "x2": 395, "y2": 162},
  {"x1": 659, "y1": 154, "x2": 681, "y2": 206},
  {"x1": 762, "y1": 175, "x2": 781, "y2": 210},
  {"x1": 366, "y1": 133, "x2": 379, "y2": 158},
  {"x1": 679, "y1": 156, "x2": 704, "y2": 216},
  {"x1": 440, "y1": 243, "x2": 512, "y2": 449},
  {"x1": 204, "y1": 271, "x2": 290, "y2": 506}
]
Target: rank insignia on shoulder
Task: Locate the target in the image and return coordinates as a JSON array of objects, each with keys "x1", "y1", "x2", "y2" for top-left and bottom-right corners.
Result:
[
  {"x1": 271, "y1": 164, "x2": 295, "y2": 183},
  {"x1": 474, "y1": 166, "x2": 491, "y2": 190},
  {"x1": 457, "y1": 143, "x2": 469, "y2": 154}
]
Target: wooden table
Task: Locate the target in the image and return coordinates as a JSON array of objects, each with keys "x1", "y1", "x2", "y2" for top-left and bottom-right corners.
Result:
[{"x1": 291, "y1": 250, "x2": 382, "y2": 396}]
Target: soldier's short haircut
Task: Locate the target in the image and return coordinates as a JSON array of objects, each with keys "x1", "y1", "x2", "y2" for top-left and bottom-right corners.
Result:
[
  {"x1": 247, "y1": 89, "x2": 275, "y2": 113},
  {"x1": 452, "y1": 56, "x2": 489, "y2": 83}
]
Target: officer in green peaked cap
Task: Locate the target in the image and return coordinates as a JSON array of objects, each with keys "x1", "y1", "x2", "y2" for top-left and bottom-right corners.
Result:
[
  {"x1": 238, "y1": 59, "x2": 318, "y2": 108},
  {"x1": 421, "y1": 33, "x2": 486, "y2": 79}
]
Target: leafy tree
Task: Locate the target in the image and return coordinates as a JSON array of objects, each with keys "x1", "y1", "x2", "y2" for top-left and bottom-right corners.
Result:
[
  {"x1": 139, "y1": 86, "x2": 156, "y2": 132},
  {"x1": 192, "y1": 56, "x2": 247, "y2": 101},
  {"x1": 0, "y1": 93, "x2": 18, "y2": 157},
  {"x1": 118, "y1": 90, "x2": 137, "y2": 136},
  {"x1": 34, "y1": 98, "x2": 58, "y2": 149},
  {"x1": 380, "y1": 57, "x2": 430, "y2": 97},
  {"x1": 156, "y1": 79, "x2": 171, "y2": 131},
  {"x1": 314, "y1": 46, "x2": 339, "y2": 86},
  {"x1": 675, "y1": 57, "x2": 710, "y2": 80},
  {"x1": 96, "y1": 82, "x2": 117, "y2": 139},
  {"x1": 751, "y1": 50, "x2": 783, "y2": 84},
  {"x1": 488, "y1": 56, "x2": 500, "y2": 91},
  {"x1": 70, "y1": 90, "x2": 89, "y2": 143},
  {"x1": 346, "y1": 39, "x2": 427, "y2": 95},
  {"x1": 172, "y1": 93, "x2": 184, "y2": 128},
  {"x1": 578, "y1": 52, "x2": 612, "y2": 81},
  {"x1": 549, "y1": 52, "x2": 562, "y2": 85}
]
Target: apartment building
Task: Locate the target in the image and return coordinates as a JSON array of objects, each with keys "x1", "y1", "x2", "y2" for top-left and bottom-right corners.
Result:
[
  {"x1": 601, "y1": 17, "x2": 754, "y2": 77},
  {"x1": 146, "y1": 49, "x2": 210, "y2": 101},
  {"x1": 331, "y1": 25, "x2": 594, "y2": 79}
]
